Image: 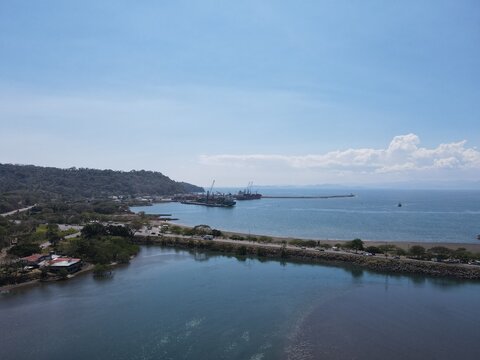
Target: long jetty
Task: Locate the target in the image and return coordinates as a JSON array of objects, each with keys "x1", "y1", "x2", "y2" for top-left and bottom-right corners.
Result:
[{"x1": 262, "y1": 194, "x2": 355, "y2": 199}]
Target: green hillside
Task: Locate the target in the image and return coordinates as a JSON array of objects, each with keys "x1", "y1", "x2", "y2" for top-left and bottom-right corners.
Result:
[{"x1": 0, "y1": 163, "x2": 203, "y2": 212}]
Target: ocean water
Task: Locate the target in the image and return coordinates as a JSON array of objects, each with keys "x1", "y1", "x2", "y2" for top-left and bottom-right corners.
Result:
[
  {"x1": 1, "y1": 246, "x2": 480, "y2": 360},
  {"x1": 132, "y1": 188, "x2": 480, "y2": 243}
]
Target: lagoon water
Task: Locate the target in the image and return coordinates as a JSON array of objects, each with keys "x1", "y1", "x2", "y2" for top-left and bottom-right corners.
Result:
[
  {"x1": 1, "y1": 246, "x2": 480, "y2": 360},
  {"x1": 132, "y1": 188, "x2": 480, "y2": 243}
]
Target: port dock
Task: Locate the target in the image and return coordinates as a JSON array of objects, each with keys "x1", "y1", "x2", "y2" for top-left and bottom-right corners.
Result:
[{"x1": 262, "y1": 194, "x2": 355, "y2": 199}]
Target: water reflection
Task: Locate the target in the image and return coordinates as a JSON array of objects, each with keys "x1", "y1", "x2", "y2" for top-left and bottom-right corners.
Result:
[
  {"x1": 1, "y1": 246, "x2": 480, "y2": 360},
  {"x1": 348, "y1": 267, "x2": 364, "y2": 279},
  {"x1": 193, "y1": 252, "x2": 209, "y2": 262},
  {"x1": 167, "y1": 245, "x2": 480, "y2": 290},
  {"x1": 411, "y1": 275, "x2": 427, "y2": 286}
]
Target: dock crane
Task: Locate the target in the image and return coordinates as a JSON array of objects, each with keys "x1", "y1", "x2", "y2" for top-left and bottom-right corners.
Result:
[{"x1": 206, "y1": 180, "x2": 215, "y2": 202}]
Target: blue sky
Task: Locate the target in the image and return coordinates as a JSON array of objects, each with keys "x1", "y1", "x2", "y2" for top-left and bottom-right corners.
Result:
[{"x1": 1, "y1": 1, "x2": 479, "y2": 187}]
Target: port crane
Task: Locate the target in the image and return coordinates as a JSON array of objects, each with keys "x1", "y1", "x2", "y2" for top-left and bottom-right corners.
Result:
[{"x1": 206, "y1": 180, "x2": 215, "y2": 201}]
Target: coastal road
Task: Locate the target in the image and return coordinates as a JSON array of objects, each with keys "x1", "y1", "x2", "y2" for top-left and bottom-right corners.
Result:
[
  {"x1": 213, "y1": 237, "x2": 355, "y2": 256},
  {"x1": 135, "y1": 229, "x2": 356, "y2": 257},
  {"x1": 212, "y1": 238, "x2": 480, "y2": 270},
  {"x1": 135, "y1": 230, "x2": 480, "y2": 270}
]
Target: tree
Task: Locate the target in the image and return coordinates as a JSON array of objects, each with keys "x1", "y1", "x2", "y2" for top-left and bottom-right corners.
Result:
[
  {"x1": 193, "y1": 225, "x2": 211, "y2": 236},
  {"x1": 347, "y1": 239, "x2": 364, "y2": 252},
  {"x1": 93, "y1": 264, "x2": 112, "y2": 277},
  {"x1": 409, "y1": 245, "x2": 426, "y2": 258},
  {"x1": 427, "y1": 246, "x2": 452, "y2": 260},
  {"x1": 46, "y1": 223, "x2": 59, "y2": 239},
  {"x1": 81, "y1": 223, "x2": 106, "y2": 238},
  {"x1": 212, "y1": 229, "x2": 223, "y2": 237},
  {"x1": 170, "y1": 226, "x2": 183, "y2": 235},
  {"x1": 8, "y1": 243, "x2": 41, "y2": 257},
  {"x1": 452, "y1": 248, "x2": 469, "y2": 263},
  {"x1": 303, "y1": 240, "x2": 317, "y2": 248},
  {"x1": 45, "y1": 223, "x2": 61, "y2": 248},
  {"x1": 130, "y1": 218, "x2": 144, "y2": 231},
  {"x1": 365, "y1": 246, "x2": 381, "y2": 254},
  {"x1": 0, "y1": 259, "x2": 24, "y2": 285},
  {"x1": 106, "y1": 225, "x2": 133, "y2": 238}
]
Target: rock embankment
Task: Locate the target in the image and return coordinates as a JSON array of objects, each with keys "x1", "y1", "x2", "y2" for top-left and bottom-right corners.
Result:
[{"x1": 134, "y1": 236, "x2": 480, "y2": 280}]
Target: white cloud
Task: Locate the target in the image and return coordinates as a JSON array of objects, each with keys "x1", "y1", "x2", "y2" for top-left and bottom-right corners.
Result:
[{"x1": 199, "y1": 134, "x2": 480, "y2": 174}]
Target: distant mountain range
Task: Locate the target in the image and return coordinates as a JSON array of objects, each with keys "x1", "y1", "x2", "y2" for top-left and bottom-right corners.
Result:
[
  {"x1": 0, "y1": 163, "x2": 203, "y2": 212},
  {"x1": 237, "y1": 181, "x2": 480, "y2": 190}
]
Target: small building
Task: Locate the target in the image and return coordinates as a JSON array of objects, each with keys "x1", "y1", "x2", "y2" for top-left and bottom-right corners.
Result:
[
  {"x1": 21, "y1": 254, "x2": 49, "y2": 267},
  {"x1": 45, "y1": 257, "x2": 83, "y2": 274}
]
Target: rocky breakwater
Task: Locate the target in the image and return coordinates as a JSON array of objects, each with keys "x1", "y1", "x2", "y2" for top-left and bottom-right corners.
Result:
[{"x1": 134, "y1": 236, "x2": 480, "y2": 280}]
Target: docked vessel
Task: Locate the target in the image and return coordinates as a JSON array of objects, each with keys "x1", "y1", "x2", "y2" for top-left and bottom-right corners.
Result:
[
  {"x1": 180, "y1": 180, "x2": 236, "y2": 207},
  {"x1": 181, "y1": 193, "x2": 236, "y2": 207},
  {"x1": 234, "y1": 182, "x2": 262, "y2": 200}
]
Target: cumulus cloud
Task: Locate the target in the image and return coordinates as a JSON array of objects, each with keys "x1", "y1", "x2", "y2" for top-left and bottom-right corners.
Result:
[{"x1": 199, "y1": 134, "x2": 480, "y2": 174}]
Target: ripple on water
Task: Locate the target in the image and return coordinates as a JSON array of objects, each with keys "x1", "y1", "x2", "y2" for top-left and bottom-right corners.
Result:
[
  {"x1": 249, "y1": 353, "x2": 264, "y2": 360},
  {"x1": 159, "y1": 335, "x2": 170, "y2": 345},
  {"x1": 185, "y1": 317, "x2": 204, "y2": 329}
]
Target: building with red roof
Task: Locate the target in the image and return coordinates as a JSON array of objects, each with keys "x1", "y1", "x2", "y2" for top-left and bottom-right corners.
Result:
[{"x1": 21, "y1": 254, "x2": 49, "y2": 267}]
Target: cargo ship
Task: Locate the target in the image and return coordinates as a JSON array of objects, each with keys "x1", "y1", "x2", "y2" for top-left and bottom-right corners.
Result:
[
  {"x1": 234, "y1": 182, "x2": 262, "y2": 200},
  {"x1": 181, "y1": 193, "x2": 236, "y2": 207},
  {"x1": 179, "y1": 180, "x2": 236, "y2": 207}
]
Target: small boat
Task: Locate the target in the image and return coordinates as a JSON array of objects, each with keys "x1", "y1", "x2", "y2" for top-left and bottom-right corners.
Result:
[
  {"x1": 397, "y1": 203, "x2": 402, "y2": 207},
  {"x1": 477, "y1": 234, "x2": 480, "y2": 240}
]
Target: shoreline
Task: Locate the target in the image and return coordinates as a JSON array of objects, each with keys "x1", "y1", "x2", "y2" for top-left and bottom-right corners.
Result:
[
  {"x1": 0, "y1": 263, "x2": 95, "y2": 293},
  {"x1": 4, "y1": 221, "x2": 480, "y2": 293},
  {"x1": 134, "y1": 235, "x2": 480, "y2": 280},
  {"x1": 152, "y1": 220, "x2": 480, "y2": 252}
]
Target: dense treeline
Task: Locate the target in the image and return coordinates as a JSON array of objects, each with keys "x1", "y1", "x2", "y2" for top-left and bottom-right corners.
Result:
[
  {"x1": 0, "y1": 163, "x2": 203, "y2": 212},
  {"x1": 60, "y1": 224, "x2": 139, "y2": 264},
  {"x1": 0, "y1": 198, "x2": 131, "y2": 250}
]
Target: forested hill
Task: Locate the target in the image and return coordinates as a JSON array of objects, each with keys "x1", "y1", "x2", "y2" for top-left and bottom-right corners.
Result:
[{"x1": 0, "y1": 163, "x2": 203, "y2": 211}]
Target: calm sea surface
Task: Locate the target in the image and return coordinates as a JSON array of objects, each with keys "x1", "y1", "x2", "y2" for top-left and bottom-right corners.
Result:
[
  {"x1": 132, "y1": 188, "x2": 480, "y2": 243},
  {"x1": 1, "y1": 246, "x2": 480, "y2": 360}
]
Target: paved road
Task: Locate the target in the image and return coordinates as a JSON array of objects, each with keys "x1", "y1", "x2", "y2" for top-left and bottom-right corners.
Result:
[
  {"x1": 135, "y1": 231, "x2": 480, "y2": 269},
  {"x1": 135, "y1": 230, "x2": 352, "y2": 256},
  {"x1": 0, "y1": 204, "x2": 37, "y2": 217}
]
